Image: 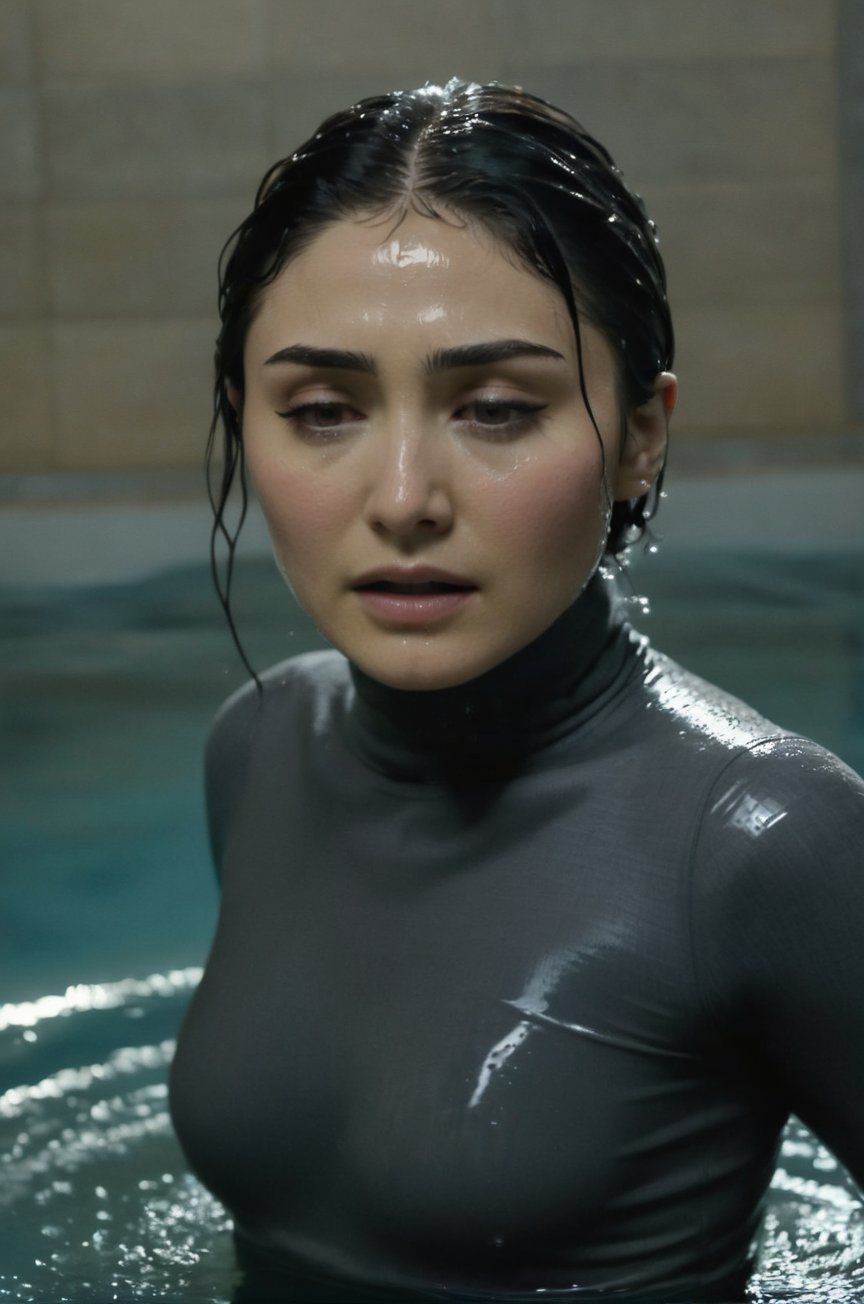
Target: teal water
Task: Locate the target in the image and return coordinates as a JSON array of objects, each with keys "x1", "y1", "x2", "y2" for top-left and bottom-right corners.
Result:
[{"x1": 1, "y1": 552, "x2": 862, "y2": 1302}]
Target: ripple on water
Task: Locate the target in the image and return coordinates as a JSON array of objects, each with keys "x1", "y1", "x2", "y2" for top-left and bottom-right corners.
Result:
[{"x1": 0, "y1": 972, "x2": 861, "y2": 1303}]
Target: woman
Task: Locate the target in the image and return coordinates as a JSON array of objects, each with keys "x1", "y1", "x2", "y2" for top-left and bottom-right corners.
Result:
[{"x1": 169, "y1": 81, "x2": 864, "y2": 1303}]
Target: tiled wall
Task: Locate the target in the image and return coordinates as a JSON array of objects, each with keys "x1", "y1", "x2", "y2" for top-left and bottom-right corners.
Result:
[
  {"x1": 1, "y1": 0, "x2": 851, "y2": 473},
  {"x1": 839, "y1": 0, "x2": 864, "y2": 421}
]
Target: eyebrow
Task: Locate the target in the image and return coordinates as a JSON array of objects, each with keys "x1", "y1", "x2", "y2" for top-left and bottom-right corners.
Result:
[
  {"x1": 264, "y1": 345, "x2": 375, "y2": 371},
  {"x1": 263, "y1": 339, "x2": 566, "y2": 374},
  {"x1": 424, "y1": 340, "x2": 566, "y2": 373}
]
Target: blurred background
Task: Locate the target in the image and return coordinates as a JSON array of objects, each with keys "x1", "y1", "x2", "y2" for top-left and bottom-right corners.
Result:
[{"x1": 1, "y1": 0, "x2": 863, "y2": 571}]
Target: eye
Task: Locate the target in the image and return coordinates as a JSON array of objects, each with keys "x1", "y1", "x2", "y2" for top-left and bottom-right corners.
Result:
[
  {"x1": 275, "y1": 400, "x2": 364, "y2": 439},
  {"x1": 455, "y1": 397, "x2": 548, "y2": 439}
]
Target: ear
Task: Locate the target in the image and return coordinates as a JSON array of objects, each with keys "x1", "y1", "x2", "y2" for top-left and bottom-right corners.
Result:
[
  {"x1": 612, "y1": 372, "x2": 677, "y2": 501},
  {"x1": 226, "y1": 383, "x2": 242, "y2": 413}
]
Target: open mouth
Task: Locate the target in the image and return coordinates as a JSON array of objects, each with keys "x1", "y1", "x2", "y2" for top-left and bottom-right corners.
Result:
[{"x1": 359, "y1": 580, "x2": 473, "y2": 594}]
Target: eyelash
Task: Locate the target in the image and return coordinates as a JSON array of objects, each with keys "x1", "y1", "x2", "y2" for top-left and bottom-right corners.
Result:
[
  {"x1": 275, "y1": 401, "x2": 361, "y2": 439},
  {"x1": 455, "y1": 398, "x2": 548, "y2": 439},
  {"x1": 275, "y1": 398, "x2": 548, "y2": 441}
]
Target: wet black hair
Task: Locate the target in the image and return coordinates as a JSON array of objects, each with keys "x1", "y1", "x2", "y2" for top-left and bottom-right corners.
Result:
[{"x1": 207, "y1": 79, "x2": 674, "y2": 676}]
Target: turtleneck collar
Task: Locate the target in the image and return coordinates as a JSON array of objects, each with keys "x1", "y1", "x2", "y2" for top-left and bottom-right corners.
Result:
[{"x1": 343, "y1": 572, "x2": 641, "y2": 783}]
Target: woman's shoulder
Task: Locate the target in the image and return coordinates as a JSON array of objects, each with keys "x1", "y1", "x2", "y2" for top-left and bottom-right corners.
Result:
[
  {"x1": 209, "y1": 649, "x2": 350, "y2": 741},
  {"x1": 701, "y1": 730, "x2": 864, "y2": 842},
  {"x1": 689, "y1": 722, "x2": 864, "y2": 919},
  {"x1": 637, "y1": 644, "x2": 790, "y2": 751},
  {"x1": 203, "y1": 651, "x2": 351, "y2": 868},
  {"x1": 629, "y1": 644, "x2": 864, "y2": 842}
]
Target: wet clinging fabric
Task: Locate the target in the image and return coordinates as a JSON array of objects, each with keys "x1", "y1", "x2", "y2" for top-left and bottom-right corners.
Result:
[{"x1": 170, "y1": 577, "x2": 864, "y2": 1303}]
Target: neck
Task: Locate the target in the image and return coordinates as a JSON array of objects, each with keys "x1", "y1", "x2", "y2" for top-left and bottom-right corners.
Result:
[{"x1": 345, "y1": 573, "x2": 638, "y2": 782}]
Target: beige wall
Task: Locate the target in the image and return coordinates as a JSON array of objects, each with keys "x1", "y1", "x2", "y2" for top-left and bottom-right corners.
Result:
[{"x1": 0, "y1": 0, "x2": 845, "y2": 473}]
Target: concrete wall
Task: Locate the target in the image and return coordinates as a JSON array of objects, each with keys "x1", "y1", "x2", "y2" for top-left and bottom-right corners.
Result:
[{"x1": 1, "y1": 0, "x2": 855, "y2": 474}]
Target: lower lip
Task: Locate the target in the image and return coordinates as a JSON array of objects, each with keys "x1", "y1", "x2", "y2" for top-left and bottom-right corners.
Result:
[{"x1": 354, "y1": 588, "x2": 476, "y2": 625}]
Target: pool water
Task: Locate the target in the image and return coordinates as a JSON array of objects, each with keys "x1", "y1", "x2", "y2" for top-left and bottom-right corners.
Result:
[{"x1": 2, "y1": 551, "x2": 863, "y2": 1302}]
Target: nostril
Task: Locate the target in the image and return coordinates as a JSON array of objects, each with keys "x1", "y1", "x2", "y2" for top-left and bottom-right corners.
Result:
[{"x1": 369, "y1": 510, "x2": 453, "y2": 537}]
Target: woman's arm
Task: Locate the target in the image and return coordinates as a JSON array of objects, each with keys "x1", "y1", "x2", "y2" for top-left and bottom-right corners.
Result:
[{"x1": 693, "y1": 737, "x2": 864, "y2": 1187}]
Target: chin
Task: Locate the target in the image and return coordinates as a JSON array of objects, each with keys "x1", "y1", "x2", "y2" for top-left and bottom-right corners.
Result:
[{"x1": 351, "y1": 648, "x2": 499, "y2": 694}]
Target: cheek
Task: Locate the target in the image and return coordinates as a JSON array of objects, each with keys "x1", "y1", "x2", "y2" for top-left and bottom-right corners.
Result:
[
  {"x1": 249, "y1": 460, "x2": 342, "y2": 572},
  {"x1": 486, "y1": 450, "x2": 608, "y2": 565}
]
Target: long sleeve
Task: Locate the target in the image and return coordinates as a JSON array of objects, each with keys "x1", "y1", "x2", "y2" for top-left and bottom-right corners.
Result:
[{"x1": 693, "y1": 736, "x2": 864, "y2": 1188}]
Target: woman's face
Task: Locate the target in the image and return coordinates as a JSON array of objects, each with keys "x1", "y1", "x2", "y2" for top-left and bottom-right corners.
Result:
[{"x1": 241, "y1": 211, "x2": 671, "y2": 691}]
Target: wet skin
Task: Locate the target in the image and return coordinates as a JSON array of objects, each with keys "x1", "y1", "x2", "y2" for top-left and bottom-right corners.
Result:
[{"x1": 239, "y1": 211, "x2": 675, "y2": 691}]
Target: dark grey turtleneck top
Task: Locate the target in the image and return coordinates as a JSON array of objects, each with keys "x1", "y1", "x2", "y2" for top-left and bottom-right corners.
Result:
[{"x1": 169, "y1": 578, "x2": 864, "y2": 1303}]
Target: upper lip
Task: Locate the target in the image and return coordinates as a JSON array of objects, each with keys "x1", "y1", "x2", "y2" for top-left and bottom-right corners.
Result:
[{"x1": 351, "y1": 564, "x2": 477, "y2": 590}]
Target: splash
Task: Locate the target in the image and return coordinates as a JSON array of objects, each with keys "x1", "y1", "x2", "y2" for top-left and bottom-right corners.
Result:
[{"x1": 1, "y1": 973, "x2": 861, "y2": 1302}]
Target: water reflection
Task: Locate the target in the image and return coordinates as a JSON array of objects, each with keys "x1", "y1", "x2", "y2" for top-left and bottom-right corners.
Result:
[{"x1": 0, "y1": 971, "x2": 861, "y2": 1303}]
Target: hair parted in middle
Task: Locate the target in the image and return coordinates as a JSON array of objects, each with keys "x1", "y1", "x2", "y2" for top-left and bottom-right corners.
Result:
[{"x1": 207, "y1": 79, "x2": 675, "y2": 668}]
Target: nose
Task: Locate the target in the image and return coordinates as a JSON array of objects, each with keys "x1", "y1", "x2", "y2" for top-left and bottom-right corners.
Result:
[{"x1": 363, "y1": 423, "x2": 454, "y2": 541}]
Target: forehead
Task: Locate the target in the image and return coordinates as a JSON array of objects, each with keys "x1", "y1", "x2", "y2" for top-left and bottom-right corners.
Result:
[{"x1": 246, "y1": 211, "x2": 579, "y2": 356}]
